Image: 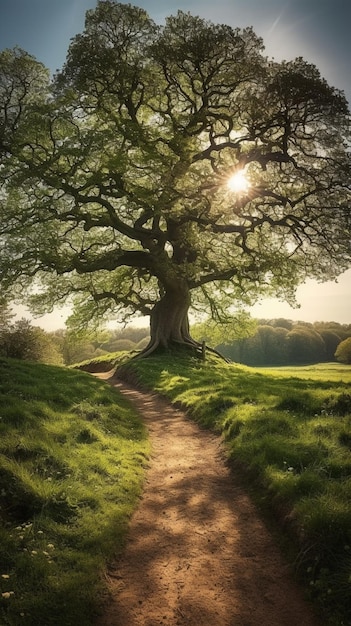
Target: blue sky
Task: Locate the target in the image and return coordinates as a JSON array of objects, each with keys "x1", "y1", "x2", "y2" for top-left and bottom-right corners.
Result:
[
  {"x1": 1, "y1": 0, "x2": 350, "y2": 326},
  {"x1": 0, "y1": 0, "x2": 350, "y2": 102}
]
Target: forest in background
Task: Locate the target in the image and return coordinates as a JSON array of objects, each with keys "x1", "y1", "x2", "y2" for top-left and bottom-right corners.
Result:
[
  {"x1": 218, "y1": 319, "x2": 351, "y2": 366},
  {"x1": 1, "y1": 300, "x2": 351, "y2": 366}
]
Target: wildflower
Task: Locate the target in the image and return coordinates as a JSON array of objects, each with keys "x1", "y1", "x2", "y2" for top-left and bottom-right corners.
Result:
[
  {"x1": 37, "y1": 530, "x2": 44, "y2": 535},
  {"x1": 47, "y1": 543, "x2": 55, "y2": 549},
  {"x1": 31, "y1": 550, "x2": 38, "y2": 555},
  {"x1": 1, "y1": 591, "x2": 14, "y2": 599},
  {"x1": 1, "y1": 574, "x2": 10, "y2": 579}
]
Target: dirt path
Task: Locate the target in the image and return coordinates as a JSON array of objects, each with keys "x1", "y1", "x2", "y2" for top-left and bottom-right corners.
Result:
[{"x1": 96, "y1": 378, "x2": 322, "y2": 626}]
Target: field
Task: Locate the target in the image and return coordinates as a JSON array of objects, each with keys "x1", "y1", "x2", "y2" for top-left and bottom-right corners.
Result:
[
  {"x1": 260, "y1": 362, "x2": 351, "y2": 382},
  {"x1": 1, "y1": 353, "x2": 351, "y2": 625}
]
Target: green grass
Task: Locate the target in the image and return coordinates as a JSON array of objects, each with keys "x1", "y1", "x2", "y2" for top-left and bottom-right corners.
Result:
[
  {"x1": 3, "y1": 351, "x2": 350, "y2": 625},
  {"x1": 0, "y1": 357, "x2": 149, "y2": 626},
  {"x1": 118, "y1": 352, "x2": 351, "y2": 626},
  {"x1": 72, "y1": 351, "x2": 133, "y2": 372},
  {"x1": 259, "y1": 362, "x2": 351, "y2": 383}
]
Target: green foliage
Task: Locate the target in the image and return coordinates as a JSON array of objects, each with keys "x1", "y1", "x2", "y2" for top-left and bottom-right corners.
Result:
[
  {"x1": 0, "y1": 299, "x2": 14, "y2": 331},
  {"x1": 0, "y1": 358, "x2": 149, "y2": 625},
  {"x1": 60, "y1": 326, "x2": 150, "y2": 365},
  {"x1": 0, "y1": 4, "x2": 350, "y2": 346},
  {"x1": 335, "y1": 337, "x2": 351, "y2": 364},
  {"x1": 120, "y1": 353, "x2": 351, "y2": 624},
  {"x1": 191, "y1": 312, "x2": 256, "y2": 345},
  {"x1": 220, "y1": 318, "x2": 351, "y2": 366},
  {"x1": 0, "y1": 305, "x2": 62, "y2": 364},
  {"x1": 286, "y1": 325, "x2": 326, "y2": 364},
  {"x1": 318, "y1": 329, "x2": 341, "y2": 361}
]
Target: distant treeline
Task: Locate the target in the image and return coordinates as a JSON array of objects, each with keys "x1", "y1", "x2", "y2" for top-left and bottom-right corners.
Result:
[
  {"x1": 34, "y1": 326, "x2": 150, "y2": 366},
  {"x1": 1, "y1": 300, "x2": 351, "y2": 366},
  {"x1": 217, "y1": 319, "x2": 351, "y2": 366},
  {"x1": 64, "y1": 319, "x2": 351, "y2": 366}
]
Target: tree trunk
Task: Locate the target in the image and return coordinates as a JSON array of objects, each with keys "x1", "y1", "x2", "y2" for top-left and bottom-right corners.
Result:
[{"x1": 140, "y1": 279, "x2": 199, "y2": 357}]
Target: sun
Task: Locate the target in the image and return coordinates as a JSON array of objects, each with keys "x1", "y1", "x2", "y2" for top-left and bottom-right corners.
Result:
[{"x1": 227, "y1": 170, "x2": 251, "y2": 193}]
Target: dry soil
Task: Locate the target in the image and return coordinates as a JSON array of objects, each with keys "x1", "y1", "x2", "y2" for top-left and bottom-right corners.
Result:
[{"x1": 96, "y1": 376, "x2": 322, "y2": 626}]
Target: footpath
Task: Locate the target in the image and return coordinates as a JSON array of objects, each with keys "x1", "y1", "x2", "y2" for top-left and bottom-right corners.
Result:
[{"x1": 96, "y1": 379, "x2": 322, "y2": 626}]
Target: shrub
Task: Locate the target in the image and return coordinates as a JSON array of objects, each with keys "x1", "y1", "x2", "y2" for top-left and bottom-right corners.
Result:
[{"x1": 335, "y1": 337, "x2": 351, "y2": 364}]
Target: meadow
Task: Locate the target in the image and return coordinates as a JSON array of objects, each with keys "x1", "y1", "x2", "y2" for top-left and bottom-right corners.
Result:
[
  {"x1": 1, "y1": 352, "x2": 351, "y2": 625},
  {"x1": 0, "y1": 357, "x2": 149, "y2": 626}
]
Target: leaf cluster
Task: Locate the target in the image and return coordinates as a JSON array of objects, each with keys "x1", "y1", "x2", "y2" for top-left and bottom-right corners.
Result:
[{"x1": 0, "y1": 2, "x2": 350, "y2": 325}]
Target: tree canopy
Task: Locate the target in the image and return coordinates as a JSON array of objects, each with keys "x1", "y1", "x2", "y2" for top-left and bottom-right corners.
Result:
[{"x1": 0, "y1": 1, "x2": 350, "y2": 356}]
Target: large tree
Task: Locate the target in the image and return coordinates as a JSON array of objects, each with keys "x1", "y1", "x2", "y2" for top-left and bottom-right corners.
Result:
[{"x1": 0, "y1": 2, "x2": 350, "y2": 356}]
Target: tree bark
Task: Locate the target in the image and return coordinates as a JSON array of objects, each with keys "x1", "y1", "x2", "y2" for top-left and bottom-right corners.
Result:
[{"x1": 139, "y1": 279, "x2": 199, "y2": 357}]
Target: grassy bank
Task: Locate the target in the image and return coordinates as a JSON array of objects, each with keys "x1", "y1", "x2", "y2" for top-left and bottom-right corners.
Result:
[
  {"x1": 2, "y1": 350, "x2": 350, "y2": 625},
  {"x1": 119, "y1": 353, "x2": 351, "y2": 626},
  {"x1": 0, "y1": 358, "x2": 149, "y2": 626}
]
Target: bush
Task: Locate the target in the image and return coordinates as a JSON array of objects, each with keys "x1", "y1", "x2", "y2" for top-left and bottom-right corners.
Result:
[
  {"x1": 0, "y1": 318, "x2": 62, "y2": 363},
  {"x1": 335, "y1": 337, "x2": 351, "y2": 364}
]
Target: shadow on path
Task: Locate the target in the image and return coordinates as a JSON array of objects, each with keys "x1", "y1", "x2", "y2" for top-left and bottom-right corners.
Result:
[{"x1": 96, "y1": 379, "x2": 321, "y2": 626}]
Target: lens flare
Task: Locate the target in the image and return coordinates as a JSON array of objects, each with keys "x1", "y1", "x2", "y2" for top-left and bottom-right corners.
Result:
[{"x1": 227, "y1": 170, "x2": 251, "y2": 193}]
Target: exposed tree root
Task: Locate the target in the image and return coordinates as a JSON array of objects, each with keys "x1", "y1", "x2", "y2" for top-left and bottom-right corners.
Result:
[{"x1": 127, "y1": 336, "x2": 229, "y2": 362}]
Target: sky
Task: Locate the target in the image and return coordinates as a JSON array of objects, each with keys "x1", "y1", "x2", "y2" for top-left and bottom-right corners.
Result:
[{"x1": 0, "y1": 0, "x2": 350, "y2": 328}]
